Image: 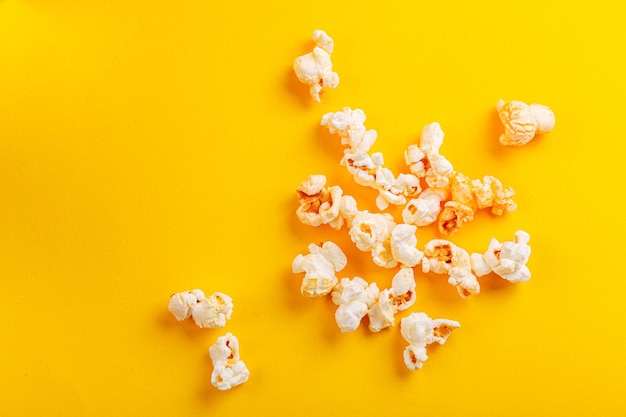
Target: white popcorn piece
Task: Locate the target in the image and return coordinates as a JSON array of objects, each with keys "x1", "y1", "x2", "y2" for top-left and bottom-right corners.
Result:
[
  {"x1": 296, "y1": 174, "x2": 355, "y2": 230},
  {"x1": 209, "y1": 333, "x2": 250, "y2": 391},
  {"x1": 349, "y1": 211, "x2": 398, "y2": 268},
  {"x1": 496, "y1": 99, "x2": 555, "y2": 146},
  {"x1": 292, "y1": 241, "x2": 347, "y2": 297},
  {"x1": 400, "y1": 312, "x2": 460, "y2": 370},
  {"x1": 293, "y1": 29, "x2": 339, "y2": 102},
  {"x1": 471, "y1": 230, "x2": 531, "y2": 283},
  {"x1": 419, "y1": 122, "x2": 445, "y2": 154},
  {"x1": 367, "y1": 267, "x2": 416, "y2": 332},
  {"x1": 321, "y1": 107, "x2": 377, "y2": 153},
  {"x1": 402, "y1": 188, "x2": 448, "y2": 227},
  {"x1": 404, "y1": 144, "x2": 428, "y2": 177},
  {"x1": 390, "y1": 224, "x2": 424, "y2": 267},
  {"x1": 191, "y1": 292, "x2": 234, "y2": 329},
  {"x1": 168, "y1": 289, "x2": 206, "y2": 321},
  {"x1": 332, "y1": 277, "x2": 380, "y2": 332},
  {"x1": 422, "y1": 239, "x2": 480, "y2": 297}
]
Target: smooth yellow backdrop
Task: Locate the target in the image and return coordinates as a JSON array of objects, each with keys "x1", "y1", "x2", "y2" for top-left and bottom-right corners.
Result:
[{"x1": 1, "y1": 1, "x2": 625, "y2": 416}]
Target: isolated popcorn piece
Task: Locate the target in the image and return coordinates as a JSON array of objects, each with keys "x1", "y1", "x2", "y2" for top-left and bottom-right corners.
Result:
[
  {"x1": 321, "y1": 107, "x2": 377, "y2": 153},
  {"x1": 402, "y1": 188, "x2": 448, "y2": 227},
  {"x1": 296, "y1": 174, "x2": 356, "y2": 230},
  {"x1": 191, "y1": 292, "x2": 234, "y2": 329},
  {"x1": 367, "y1": 268, "x2": 417, "y2": 332},
  {"x1": 400, "y1": 312, "x2": 460, "y2": 370},
  {"x1": 168, "y1": 289, "x2": 206, "y2": 321},
  {"x1": 471, "y1": 230, "x2": 531, "y2": 283},
  {"x1": 422, "y1": 239, "x2": 479, "y2": 297},
  {"x1": 293, "y1": 29, "x2": 339, "y2": 102},
  {"x1": 496, "y1": 99, "x2": 555, "y2": 146},
  {"x1": 292, "y1": 241, "x2": 347, "y2": 297},
  {"x1": 209, "y1": 333, "x2": 250, "y2": 391},
  {"x1": 331, "y1": 277, "x2": 380, "y2": 332},
  {"x1": 390, "y1": 224, "x2": 423, "y2": 267}
]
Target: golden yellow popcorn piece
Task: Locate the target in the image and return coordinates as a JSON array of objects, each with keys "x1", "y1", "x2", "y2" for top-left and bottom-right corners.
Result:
[
  {"x1": 496, "y1": 99, "x2": 555, "y2": 146},
  {"x1": 292, "y1": 241, "x2": 347, "y2": 297},
  {"x1": 209, "y1": 333, "x2": 250, "y2": 391},
  {"x1": 293, "y1": 29, "x2": 339, "y2": 102},
  {"x1": 400, "y1": 312, "x2": 460, "y2": 370},
  {"x1": 437, "y1": 201, "x2": 475, "y2": 236}
]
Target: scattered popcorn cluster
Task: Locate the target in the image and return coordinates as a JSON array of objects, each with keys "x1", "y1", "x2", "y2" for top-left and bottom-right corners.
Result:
[
  {"x1": 168, "y1": 289, "x2": 250, "y2": 390},
  {"x1": 292, "y1": 30, "x2": 553, "y2": 371}
]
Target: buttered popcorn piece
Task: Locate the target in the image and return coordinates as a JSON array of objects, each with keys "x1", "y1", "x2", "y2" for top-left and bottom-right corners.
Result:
[
  {"x1": 496, "y1": 99, "x2": 555, "y2": 146},
  {"x1": 332, "y1": 277, "x2": 380, "y2": 332},
  {"x1": 400, "y1": 312, "x2": 460, "y2": 370},
  {"x1": 292, "y1": 241, "x2": 347, "y2": 297},
  {"x1": 293, "y1": 29, "x2": 339, "y2": 102},
  {"x1": 296, "y1": 174, "x2": 356, "y2": 230},
  {"x1": 191, "y1": 292, "x2": 234, "y2": 329},
  {"x1": 422, "y1": 239, "x2": 480, "y2": 297},
  {"x1": 471, "y1": 230, "x2": 531, "y2": 283},
  {"x1": 209, "y1": 333, "x2": 250, "y2": 391},
  {"x1": 168, "y1": 289, "x2": 206, "y2": 321}
]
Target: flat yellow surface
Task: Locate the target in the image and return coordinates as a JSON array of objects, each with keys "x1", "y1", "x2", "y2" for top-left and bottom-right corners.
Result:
[{"x1": 1, "y1": 1, "x2": 625, "y2": 416}]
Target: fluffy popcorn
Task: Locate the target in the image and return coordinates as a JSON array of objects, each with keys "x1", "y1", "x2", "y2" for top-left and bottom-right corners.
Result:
[
  {"x1": 191, "y1": 292, "x2": 234, "y2": 329},
  {"x1": 296, "y1": 174, "x2": 356, "y2": 230},
  {"x1": 349, "y1": 210, "x2": 398, "y2": 268},
  {"x1": 168, "y1": 289, "x2": 206, "y2": 321},
  {"x1": 332, "y1": 277, "x2": 380, "y2": 332},
  {"x1": 390, "y1": 224, "x2": 423, "y2": 267},
  {"x1": 293, "y1": 29, "x2": 339, "y2": 102},
  {"x1": 400, "y1": 312, "x2": 460, "y2": 370},
  {"x1": 321, "y1": 107, "x2": 377, "y2": 153},
  {"x1": 422, "y1": 239, "x2": 480, "y2": 297},
  {"x1": 450, "y1": 173, "x2": 517, "y2": 217},
  {"x1": 375, "y1": 171, "x2": 421, "y2": 211},
  {"x1": 437, "y1": 200, "x2": 475, "y2": 235},
  {"x1": 471, "y1": 230, "x2": 531, "y2": 283},
  {"x1": 209, "y1": 333, "x2": 250, "y2": 391},
  {"x1": 402, "y1": 188, "x2": 448, "y2": 226},
  {"x1": 496, "y1": 99, "x2": 555, "y2": 146},
  {"x1": 292, "y1": 241, "x2": 347, "y2": 297},
  {"x1": 367, "y1": 267, "x2": 416, "y2": 332},
  {"x1": 419, "y1": 122, "x2": 445, "y2": 154},
  {"x1": 404, "y1": 144, "x2": 428, "y2": 177}
]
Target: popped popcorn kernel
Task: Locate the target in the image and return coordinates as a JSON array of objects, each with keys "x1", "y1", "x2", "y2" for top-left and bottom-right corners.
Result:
[
  {"x1": 367, "y1": 267, "x2": 416, "y2": 332},
  {"x1": 321, "y1": 107, "x2": 377, "y2": 153},
  {"x1": 437, "y1": 200, "x2": 475, "y2": 235},
  {"x1": 209, "y1": 333, "x2": 250, "y2": 391},
  {"x1": 191, "y1": 292, "x2": 234, "y2": 329},
  {"x1": 390, "y1": 224, "x2": 424, "y2": 267},
  {"x1": 471, "y1": 230, "x2": 531, "y2": 283},
  {"x1": 293, "y1": 29, "x2": 339, "y2": 102},
  {"x1": 496, "y1": 99, "x2": 555, "y2": 146},
  {"x1": 332, "y1": 277, "x2": 380, "y2": 332},
  {"x1": 292, "y1": 241, "x2": 347, "y2": 297},
  {"x1": 349, "y1": 210, "x2": 398, "y2": 268},
  {"x1": 402, "y1": 188, "x2": 448, "y2": 227},
  {"x1": 168, "y1": 289, "x2": 205, "y2": 321},
  {"x1": 400, "y1": 312, "x2": 460, "y2": 370},
  {"x1": 423, "y1": 239, "x2": 480, "y2": 297},
  {"x1": 296, "y1": 174, "x2": 355, "y2": 230}
]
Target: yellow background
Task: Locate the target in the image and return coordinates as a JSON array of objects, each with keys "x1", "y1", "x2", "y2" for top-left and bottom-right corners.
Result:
[{"x1": 1, "y1": 1, "x2": 625, "y2": 416}]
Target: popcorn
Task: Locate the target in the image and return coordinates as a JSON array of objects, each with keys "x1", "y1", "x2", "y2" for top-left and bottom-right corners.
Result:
[
  {"x1": 296, "y1": 174, "x2": 356, "y2": 230},
  {"x1": 168, "y1": 289, "x2": 234, "y2": 328},
  {"x1": 168, "y1": 289, "x2": 206, "y2": 321},
  {"x1": 292, "y1": 241, "x2": 347, "y2": 297},
  {"x1": 400, "y1": 312, "x2": 460, "y2": 370},
  {"x1": 390, "y1": 224, "x2": 424, "y2": 267},
  {"x1": 321, "y1": 107, "x2": 377, "y2": 153},
  {"x1": 348, "y1": 210, "x2": 398, "y2": 268},
  {"x1": 191, "y1": 292, "x2": 234, "y2": 329},
  {"x1": 402, "y1": 188, "x2": 448, "y2": 226},
  {"x1": 367, "y1": 267, "x2": 416, "y2": 332},
  {"x1": 471, "y1": 230, "x2": 531, "y2": 283},
  {"x1": 437, "y1": 200, "x2": 475, "y2": 235},
  {"x1": 293, "y1": 29, "x2": 339, "y2": 102},
  {"x1": 332, "y1": 277, "x2": 380, "y2": 332},
  {"x1": 496, "y1": 99, "x2": 555, "y2": 146},
  {"x1": 209, "y1": 333, "x2": 250, "y2": 390},
  {"x1": 422, "y1": 239, "x2": 480, "y2": 297}
]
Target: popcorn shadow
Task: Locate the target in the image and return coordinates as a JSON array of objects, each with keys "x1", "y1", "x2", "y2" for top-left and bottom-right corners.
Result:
[
  {"x1": 477, "y1": 273, "x2": 516, "y2": 293},
  {"x1": 283, "y1": 66, "x2": 316, "y2": 109}
]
